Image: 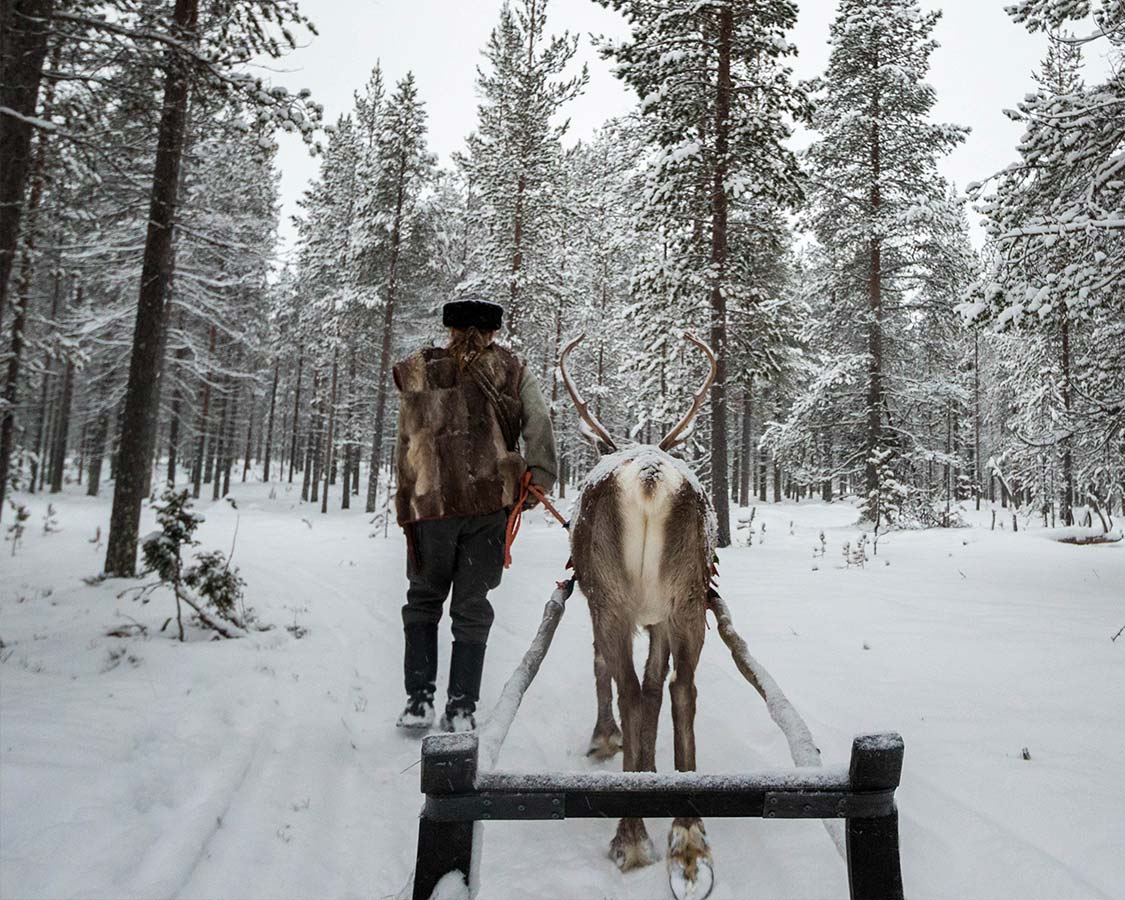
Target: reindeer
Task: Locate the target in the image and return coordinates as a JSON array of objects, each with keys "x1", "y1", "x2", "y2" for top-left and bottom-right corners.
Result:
[{"x1": 560, "y1": 332, "x2": 719, "y2": 900}]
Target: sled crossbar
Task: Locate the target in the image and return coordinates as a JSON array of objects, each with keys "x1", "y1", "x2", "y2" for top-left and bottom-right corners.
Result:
[{"x1": 413, "y1": 730, "x2": 905, "y2": 899}]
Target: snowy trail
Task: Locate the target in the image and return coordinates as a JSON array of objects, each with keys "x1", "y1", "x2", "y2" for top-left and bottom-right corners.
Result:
[{"x1": 3, "y1": 483, "x2": 1124, "y2": 899}]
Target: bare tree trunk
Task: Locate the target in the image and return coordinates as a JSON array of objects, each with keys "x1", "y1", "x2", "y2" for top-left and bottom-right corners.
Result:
[
  {"x1": 302, "y1": 369, "x2": 319, "y2": 502},
  {"x1": 222, "y1": 384, "x2": 238, "y2": 498},
  {"x1": 321, "y1": 349, "x2": 338, "y2": 513},
  {"x1": 241, "y1": 388, "x2": 253, "y2": 483},
  {"x1": 263, "y1": 358, "x2": 279, "y2": 482},
  {"x1": 16, "y1": 249, "x2": 56, "y2": 495},
  {"x1": 191, "y1": 325, "x2": 215, "y2": 498},
  {"x1": 973, "y1": 332, "x2": 982, "y2": 510},
  {"x1": 0, "y1": 0, "x2": 53, "y2": 340},
  {"x1": 288, "y1": 347, "x2": 303, "y2": 483},
  {"x1": 739, "y1": 380, "x2": 752, "y2": 506},
  {"x1": 1060, "y1": 310, "x2": 1075, "y2": 525},
  {"x1": 0, "y1": 37, "x2": 54, "y2": 515},
  {"x1": 340, "y1": 350, "x2": 355, "y2": 510},
  {"x1": 48, "y1": 356, "x2": 73, "y2": 493},
  {"x1": 211, "y1": 380, "x2": 227, "y2": 502},
  {"x1": 105, "y1": 0, "x2": 200, "y2": 575},
  {"x1": 309, "y1": 383, "x2": 323, "y2": 505},
  {"x1": 943, "y1": 402, "x2": 952, "y2": 526},
  {"x1": 167, "y1": 342, "x2": 189, "y2": 486},
  {"x1": 86, "y1": 412, "x2": 109, "y2": 497},
  {"x1": 863, "y1": 75, "x2": 884, "y2": 522}
]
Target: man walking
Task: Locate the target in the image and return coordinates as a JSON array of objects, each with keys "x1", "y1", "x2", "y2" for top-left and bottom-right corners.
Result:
[{"x1": 392, "y1": 298, "x2": 556, "y2": 732}]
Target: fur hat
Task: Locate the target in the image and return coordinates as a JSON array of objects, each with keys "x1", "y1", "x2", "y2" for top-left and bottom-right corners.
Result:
[{"x1": 443, "y1": 299, "x2": 503, "y2": 331}]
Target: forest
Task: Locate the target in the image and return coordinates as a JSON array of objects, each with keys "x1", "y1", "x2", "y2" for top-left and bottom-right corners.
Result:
[{"x1": 1, "y1": 0, "x2": 1122, "y2": 566}]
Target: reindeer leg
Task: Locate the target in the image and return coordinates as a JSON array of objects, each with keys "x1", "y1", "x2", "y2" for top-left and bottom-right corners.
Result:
[
  {"x1": 588, "y1": 642, "x2": 622, "y2": 760},
  {"x1": 667, "y1": 611, "x2": 713, "y2": 900},
  {"x1": 638, "y1": 625, "x2": 670, "y2": 772},
  {"x1": 604, "y1": 625, "x2": 657, "y2": 872}
]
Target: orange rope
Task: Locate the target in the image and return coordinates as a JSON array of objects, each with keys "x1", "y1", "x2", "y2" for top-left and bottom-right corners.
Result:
[{"x1": 504, "y1": 470, "x2": 569, "y2": 568}]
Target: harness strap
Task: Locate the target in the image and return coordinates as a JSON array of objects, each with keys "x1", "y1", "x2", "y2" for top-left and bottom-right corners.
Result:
[{"x1": 504, "y1": 470, "x2": 569, "y2": 569}]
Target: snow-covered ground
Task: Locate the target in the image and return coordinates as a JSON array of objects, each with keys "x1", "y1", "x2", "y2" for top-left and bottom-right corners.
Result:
[{"x1": 2, "y1": 481, "x2": 1123, "y2": 900}]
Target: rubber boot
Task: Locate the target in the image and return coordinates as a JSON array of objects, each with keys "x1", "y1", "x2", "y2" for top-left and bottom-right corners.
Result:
[
  {"x1": 441, "y1": 641, "x2": 487, "y2": 733},
  {"x1": 397, "y1": 622, "x2": 437, "y2": 730}
]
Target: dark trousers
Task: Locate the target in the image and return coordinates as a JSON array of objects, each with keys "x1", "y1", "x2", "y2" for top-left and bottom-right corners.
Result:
[{"x1": 403, "y1": 511, "x2": 507, "y2": 644}]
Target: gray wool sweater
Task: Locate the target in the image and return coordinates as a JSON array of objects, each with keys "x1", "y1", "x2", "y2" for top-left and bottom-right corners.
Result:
[{"x1": 518, "y1": 369, "x2": 558, "y2": 494}]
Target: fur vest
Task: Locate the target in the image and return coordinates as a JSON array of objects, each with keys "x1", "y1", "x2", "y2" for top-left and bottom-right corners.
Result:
[{"x1": 393, "y1": 344, "x2": 526, "y2": 525}]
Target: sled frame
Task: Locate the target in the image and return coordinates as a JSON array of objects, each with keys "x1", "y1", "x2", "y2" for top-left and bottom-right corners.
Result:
[{"x1": 411, "y1": 730, "x2": 904, "y2": 899}]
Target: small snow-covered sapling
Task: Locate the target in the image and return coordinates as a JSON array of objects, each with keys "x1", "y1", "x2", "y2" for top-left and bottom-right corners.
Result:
[
  {"x1": 844, "y1": 534, "x2": 868, "y2": 568},
  {"x1": 6, "y1": 502, "x2": 30, "y2": 555},
  {"x1": 42, "y1": 503, "x2": 60, "y2": 535},
  {"x1": 132, "y1": 489, "x2": 248, "y2": 641}
]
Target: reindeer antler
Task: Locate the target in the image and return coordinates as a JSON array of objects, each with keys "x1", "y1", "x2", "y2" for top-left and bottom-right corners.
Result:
[
  {"x1": 558, "y1": 334, "x2": 618, "y2": 453},
  {"x1": 658, "y1": 332, "x2": 718, "y2": 451}
]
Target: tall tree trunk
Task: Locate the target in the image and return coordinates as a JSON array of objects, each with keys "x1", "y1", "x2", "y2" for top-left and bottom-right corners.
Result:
[
  {"x1": 739, "y1": 380, "x2": 752, "y2": 506},
  {"x1": 222, "y1": 384, "x2": 238, "y2": 498},
  {"x1": 1060, "y1": 310, "x2": 1074, "y2": 525},
  {"x1": 288, "y1": 347, "x2": 303, "y2": 483},
  {"x1": 0, "y1": 36, "x2": 55, "y2": 515},
  {"x1": 241, "y1": 397, "x2": 253, "y2": 482},
  {"x1": 48, "y1": 357, "x2": 73, "y2": 493},
  {"x1": 707, "y1": 3, "x2": 733, "y2": 547},
  {"x1": 321, "y1": 349, "x2": 338, "y2": 513},
  {"x1": 104, "y1": 0, "x2": 199, "y2": 575},
  {"x1": 309, "y1": 381, "x2": 323, "y2": 505},
  {"x1": 943, "y1": 401, "x2": 952, "y2": 525},
  {"x1": 973, "y1": 332, "x2": 982, "y2": 511},
  {"x1": 302, "y1": 369, "x2": 319, "y2": 502},
  {"x1": 263, "y1": 358, "x2": 279, "y2": 482},
  {"x1": 211, "y1": 380, "x2": 227, "y2": 501},
  {"x1": 192, "y1": 325, "x2": 216, "y2": 499},
  {"x1": 166, "y1": 339, "x2": 189, "y2": 486},
  {"x1": 0, "y1": 0, "x2": 53, "y2": 341},
  {"x1": 365, "y1": 156, "x2": 407, "y2": 513},
  {"x1": 340, "y1": 350, "x2": 355, "y2": 510},
  {"x1": 86, "y1": 412, "x2": 109, "y2": 497}
]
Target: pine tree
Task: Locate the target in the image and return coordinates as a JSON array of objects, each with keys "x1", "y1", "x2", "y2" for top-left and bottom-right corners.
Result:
[
  {"x1": 596, "y1": 0, "x2": 810, "y2": 545},
  {"x1": 464, "y1": 0, "x2": 586, "y2": 346},
  {"x1": 968, "y1": 14, "x2": 1124, "y2": 522},
  {"x1": 362, "y1": 73, "x2": 436, "y2": 513},
  {"x1": 103, "y1": 0, "x2": 322, "y2": 575},
  {"x1": 805, "y1": 0, "x2": 967, "y2": 523}
]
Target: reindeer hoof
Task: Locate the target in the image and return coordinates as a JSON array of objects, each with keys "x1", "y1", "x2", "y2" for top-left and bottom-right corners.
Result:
[
  {"x1": 587, "y1": 727, "x2": 623, "y2": 760},
  {"x1": 610, "y1": 825, "x2": 657, "y2": 872},
  {"x1": 668, "y1": 821, "x2": 714, "y2": 900}
]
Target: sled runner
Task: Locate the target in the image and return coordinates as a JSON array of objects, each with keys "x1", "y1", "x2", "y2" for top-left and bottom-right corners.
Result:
[{"x1": 409, "y1": 580, "x2": 905, "y2": 900}]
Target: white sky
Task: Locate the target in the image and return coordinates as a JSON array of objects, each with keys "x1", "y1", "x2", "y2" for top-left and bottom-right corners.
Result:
[{"x1": 265, "y1": 0, "x2": 1112, "y2": 253}]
